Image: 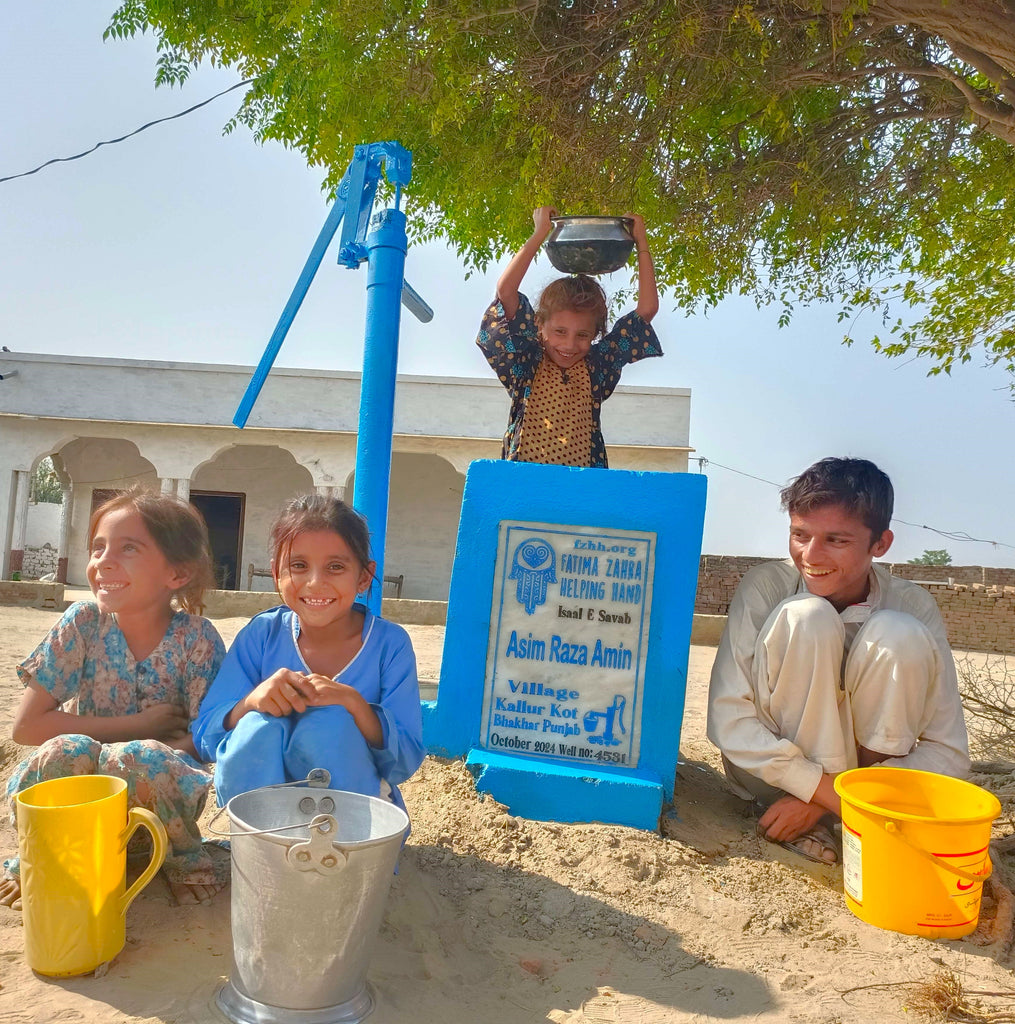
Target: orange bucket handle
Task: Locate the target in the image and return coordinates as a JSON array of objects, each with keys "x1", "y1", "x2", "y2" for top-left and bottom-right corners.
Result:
[{"x1": 883, "y1": 820, "x2": 993, "y2": 885}]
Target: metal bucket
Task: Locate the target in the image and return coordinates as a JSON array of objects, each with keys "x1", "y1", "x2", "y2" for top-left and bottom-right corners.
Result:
[
  {"x1": 545, "y1": 216, "x2": 635, "y2": 274},
  {"x1": 215, "y1": 776, "x2": 409, "y2": 1024}
]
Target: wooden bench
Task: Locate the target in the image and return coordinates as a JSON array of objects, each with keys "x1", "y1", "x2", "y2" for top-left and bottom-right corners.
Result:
[
  {"x1": 247, "y1": 563, "x2": 404, "y2": 597},
  {"x1": 247, "y1": 563, "x2": 273, "y2": 590}
]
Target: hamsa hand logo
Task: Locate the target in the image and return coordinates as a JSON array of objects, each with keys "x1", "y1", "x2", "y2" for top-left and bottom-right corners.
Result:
[{"x1": 509, "y1": 538, "x2": 556, "y2": 614}]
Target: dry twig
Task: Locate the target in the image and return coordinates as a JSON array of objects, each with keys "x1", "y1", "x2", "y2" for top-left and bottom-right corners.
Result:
[{"x1": 909, "y1": 969, "x2": 1015, "y2": 1022}]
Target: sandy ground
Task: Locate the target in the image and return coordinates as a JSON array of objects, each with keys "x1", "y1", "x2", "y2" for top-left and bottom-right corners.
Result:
[{"x1": 0, "y1": 604, "x2": 1013, "y2": 1023}]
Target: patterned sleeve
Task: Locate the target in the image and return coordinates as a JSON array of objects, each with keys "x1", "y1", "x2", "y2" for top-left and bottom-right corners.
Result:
[
  {"x1": 590, "y1": 312, "x2": 664, "y2": 401},
  {"x1": 184, "y1": 618, "x2": 228, "y2": 722},
  {"x1": 475, "y1": 292, "x2": 542, "y2": 394},
  {"x1": 15, "y1": 601, "x2": 99, "y2": 706}
]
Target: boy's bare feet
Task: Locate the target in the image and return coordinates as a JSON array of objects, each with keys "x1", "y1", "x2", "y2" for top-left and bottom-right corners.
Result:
[
  {"x1": 0, "y1": 873, "x2": 22, "y2": 911},
  {"x1": 167, "y1": 878, "x2": 226, "y2": 906}
]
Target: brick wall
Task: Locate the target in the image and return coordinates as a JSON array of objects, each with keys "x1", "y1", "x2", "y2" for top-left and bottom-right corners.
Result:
[
  {"x1": 887, "y1": 563, "x2": 1015, "y2": 587},
  {"x1": 21, "y1": 543, "x2": 58, "y2": 580},
  {"x1": 695, "y1": 555, "x2": 777, "y2": 615},
  {"x1": 694, "y1": 555, "x2": 1015, "y2": 654},
  {"x1": 929, "y1": 584, "x2": 1015, "y2": 655}
]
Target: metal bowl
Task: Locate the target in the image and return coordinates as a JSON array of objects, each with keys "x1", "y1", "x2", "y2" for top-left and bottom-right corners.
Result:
[{"x1": 544, "y1": 216, "x2": 635, "y2": 275}]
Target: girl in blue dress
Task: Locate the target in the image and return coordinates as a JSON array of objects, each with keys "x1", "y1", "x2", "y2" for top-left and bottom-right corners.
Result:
[{"x1": 194, "y1": 495, "x2": 424, "y2": 813}]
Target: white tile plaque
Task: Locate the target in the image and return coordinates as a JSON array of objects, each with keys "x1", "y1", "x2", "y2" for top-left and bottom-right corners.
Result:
[{"x1": 479, "y1": 520, "x2": 655, "y2": 768}]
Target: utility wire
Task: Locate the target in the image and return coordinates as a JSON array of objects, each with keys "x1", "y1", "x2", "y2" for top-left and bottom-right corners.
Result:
[
  {"x1": 1, "y1": 79, "x2": 253, "y2": 184},
  {"x1": 891, "y1": 519, "x2": 1015, "y2": 551},
  {"x1": 691, "y1": 456, "x2": 1015, "y2": 551}
]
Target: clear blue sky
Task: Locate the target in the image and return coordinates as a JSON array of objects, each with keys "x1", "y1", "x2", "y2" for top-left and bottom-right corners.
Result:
[{"x1": 4, "y1": 4, "x2": 1015, "y2": 567}]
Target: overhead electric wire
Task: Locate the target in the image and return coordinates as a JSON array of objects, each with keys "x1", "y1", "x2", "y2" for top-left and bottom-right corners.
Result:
[
  {"x1": 1, "y1": 79, "x2": 253, "y2": 184},
  {"x1": 692, "y1": 457, "x2": 1015, "y2": 552}
]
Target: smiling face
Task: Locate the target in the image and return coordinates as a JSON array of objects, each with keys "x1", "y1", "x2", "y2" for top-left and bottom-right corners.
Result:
[
  {"x1": 538, "y1": 309, "x2": 597, "y2": 370},
  {"x1": 788, "y1": 504, "x2": 893, "y2": 611},
  {"x1": 273, "y1": 529, "x2": 374, "y2": 632},
  {"x1": 87, "y1": 507, "x2": 188, "y2": 617}
]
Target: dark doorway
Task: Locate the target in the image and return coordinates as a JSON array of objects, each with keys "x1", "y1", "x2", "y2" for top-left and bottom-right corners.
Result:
[{"x1": 190, "y1": 491, "x2": 244, "y2": 590}]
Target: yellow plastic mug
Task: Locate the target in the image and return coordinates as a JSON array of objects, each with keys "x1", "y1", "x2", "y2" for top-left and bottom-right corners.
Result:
[{"x1": 16, "y1": 774, "x2": 168, "y2": 977}]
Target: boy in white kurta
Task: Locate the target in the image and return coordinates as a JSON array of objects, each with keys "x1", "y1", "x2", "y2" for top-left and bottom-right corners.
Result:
[{"x1": 706, "y1": 458, "x2": 969, "y2": 864}]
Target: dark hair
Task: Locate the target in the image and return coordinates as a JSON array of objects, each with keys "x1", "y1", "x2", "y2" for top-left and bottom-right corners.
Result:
[
  {"x1": 269, "y1": 494, "x2": 374, "y2": 587},
  {"x1": 88, "y1": 486, "x2": 216, "y2": 614},
  {"x1": 780, "y1": 458, "x2": 894, "y2": 539},
  {"x1": 535, "y1": 274, "x2": 609, "y2": 339}
]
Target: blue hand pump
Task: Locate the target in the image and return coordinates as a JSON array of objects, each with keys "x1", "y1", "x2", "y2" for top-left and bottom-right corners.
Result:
[{"x1": 232, "y1": 142, "x2": 432, "y2": 612}]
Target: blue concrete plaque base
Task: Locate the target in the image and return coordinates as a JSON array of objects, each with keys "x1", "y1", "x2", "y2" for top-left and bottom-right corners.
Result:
[
  {"x1": 465, "y1": 749, "x2": 664, "y2": 829},
  {"x1": 424, "y1": 460, "x2": 706, "y2": 832}
]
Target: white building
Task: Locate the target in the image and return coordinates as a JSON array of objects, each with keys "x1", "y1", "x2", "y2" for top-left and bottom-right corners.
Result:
[{"x1": 0, "y1": 351, "x2": 693, "y2": 600}]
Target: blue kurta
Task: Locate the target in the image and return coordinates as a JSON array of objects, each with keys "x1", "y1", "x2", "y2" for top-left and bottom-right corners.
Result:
[{"x1": 194, "y1": 605, "x2": 425, "y2": 811}]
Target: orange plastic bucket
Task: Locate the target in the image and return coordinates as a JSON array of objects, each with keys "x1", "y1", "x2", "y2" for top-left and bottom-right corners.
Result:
[
  {"x1": 834, "y1": 767, "x2": 1000, "y2": 939},
  {"x1": 16, "y1": 774, "x2": 168, "y2": 976}
]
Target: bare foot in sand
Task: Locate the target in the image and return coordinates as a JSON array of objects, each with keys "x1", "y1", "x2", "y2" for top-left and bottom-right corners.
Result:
[
  {"x1": 168, "y1": 878, "x2": 226, "y2": 905},
  {"x1": 0, "y1": 873, "x2": 22, "y2": 911}
]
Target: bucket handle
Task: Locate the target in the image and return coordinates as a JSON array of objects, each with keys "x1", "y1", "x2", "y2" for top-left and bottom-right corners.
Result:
[
  {"x1": 285, "y1": 813, "x2": 347, "y2": 874},
  {"x1": 205, "y1": 769, "x2": 336, "y2": 839},
  {"x1": 119, "y1": 807, "x2": 168, "y2": 915},
  {"x1": 883, "y1": 820, "x2": 993, "y2": 886}
]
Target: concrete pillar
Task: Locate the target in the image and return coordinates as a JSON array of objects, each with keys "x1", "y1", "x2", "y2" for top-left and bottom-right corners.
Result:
[
  {"x1": 160, "y1": 477, "x2": 175, "y2": 495},
  {"x1": 0, "y1": 467, "x2": 14, "y2": 579},
  {"x1": 314, "y1": 484, "x2": 347, "y2": 501},
  {"x1": 9, "y1": 469, "x2": 30, "y2": 577},
  {"x1": 176, "y1": 478, "x2": 190, "y2": 503},
  {"x1": 57, "y1": 484, "x2": 74, "y2": 583}
]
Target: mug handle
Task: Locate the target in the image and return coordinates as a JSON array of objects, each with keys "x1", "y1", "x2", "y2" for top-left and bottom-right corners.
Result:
[{"x1": 118, "y1": 807, "x2": 169, "y2": 914}]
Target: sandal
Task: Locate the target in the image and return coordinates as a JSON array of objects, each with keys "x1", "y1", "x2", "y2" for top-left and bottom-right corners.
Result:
[{"x1": 768, "y1": 821, "x2": 841, "y2": 865}]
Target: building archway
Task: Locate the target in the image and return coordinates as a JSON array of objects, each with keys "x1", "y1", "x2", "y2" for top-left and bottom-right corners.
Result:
[
  {"x1": 192, "y1": 445, "x2": 313, "y2": 591},
  {"x1": 54, "y1": 437, "x2": 159, "y2": 585},
  {"x1": 348, "y1": 452, "x2": 465, "y2": 601}
]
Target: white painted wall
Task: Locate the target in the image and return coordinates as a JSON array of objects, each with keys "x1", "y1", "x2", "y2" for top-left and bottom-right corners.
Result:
[
  {"x1": 25, "y1": 501, "x2": 61, "y2": 548},
  {"x1": 0, "y1": 351, "x2": 692, "y2": 450},
  {"x1": 0, "y1": 352, "x2": 695, "y2": 597},
  {"x1": 357, "y1": 453, "x2": 465, "y2": 601},
  {"x1": 192, "y1": 444, "x2": 314, "y2": 590}
]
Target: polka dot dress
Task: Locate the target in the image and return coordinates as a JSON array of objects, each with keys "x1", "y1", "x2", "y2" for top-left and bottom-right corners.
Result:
[
  {"x1": 475, "y1": 292, "x2": 664, "y2": 468},
  {"x1": 516, "y1": 356, "x2": 593, "y2": 466}
]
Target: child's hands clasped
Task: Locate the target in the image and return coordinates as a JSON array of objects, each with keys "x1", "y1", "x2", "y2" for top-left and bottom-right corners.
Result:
[
  {"x1": 301, "y1": 673, "x2": 366, "y2": 709},
  {"x1": 244, "y1": 668, "x2": 314, "y2": 717},
  {"x1": 135, "y1": 702, "x2": 192, "y2": 742},
  {"x1": 239, "y1": 669, "x2": 370, "y2": 717}
]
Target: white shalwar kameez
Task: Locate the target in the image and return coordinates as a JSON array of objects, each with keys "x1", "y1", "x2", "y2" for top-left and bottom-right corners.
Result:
[{"x1": 706, "y1": 560, "x2": 969, "y2": 804}]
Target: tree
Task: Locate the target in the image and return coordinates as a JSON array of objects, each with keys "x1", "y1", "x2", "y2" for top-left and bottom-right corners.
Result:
[
  {"x1": 30, "y1": 457, "x2": 63, "y2": 504},
  {"x1": 108, "y1": 0, "x2": 1015, "y2": 377},
  {"x1": 908, "y1": 548, "x2": 953, "y2": 565}
]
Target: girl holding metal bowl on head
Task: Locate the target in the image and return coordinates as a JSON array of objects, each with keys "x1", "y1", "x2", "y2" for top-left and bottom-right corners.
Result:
[{"x1": 476, "y1": 206, "x2": 662, "y2": 469}]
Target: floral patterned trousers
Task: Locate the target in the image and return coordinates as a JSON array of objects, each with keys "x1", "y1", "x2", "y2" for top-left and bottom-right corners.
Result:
[{"x1": 5, "y1": 734, "x2": 223, "y2": 886}]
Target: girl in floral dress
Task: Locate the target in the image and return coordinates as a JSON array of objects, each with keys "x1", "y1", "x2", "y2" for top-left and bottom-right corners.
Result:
[{"x1": 1, "y1": 487, "x2": 226, "y2": 909}]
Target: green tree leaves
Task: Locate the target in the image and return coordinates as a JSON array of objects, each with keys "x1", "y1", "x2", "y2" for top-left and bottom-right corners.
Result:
[
  {"x1": 908, "y1": 549, "x2": 953, "y2": 565},
  {"x1": 109, "y1": 0, "x2": 1015, "y2": 378}
]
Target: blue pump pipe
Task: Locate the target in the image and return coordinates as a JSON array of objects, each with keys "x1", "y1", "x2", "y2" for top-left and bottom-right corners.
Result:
[
  {"x1": 352, "y1": 207, "x2": 407, "y2": 610},
  {"x1": 231, "y1": 142, "x2": 430, "y2": 613}
]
